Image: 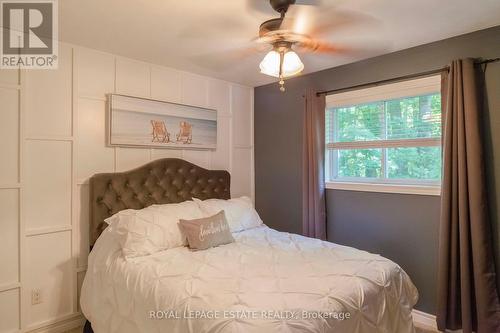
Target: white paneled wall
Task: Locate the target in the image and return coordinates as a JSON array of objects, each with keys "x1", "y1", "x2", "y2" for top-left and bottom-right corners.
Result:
[
  {"x1": 0, "y1": 289, "x2": 19, "y2": 333},
  {"x1": 25, "y1": 140, "x2": 73, "y2": 231},
  {"x1": 0, "y1": 190, "x2": 19, "y2": 284},
  {"x1": 25, "y1": 45, "x2": 73, "y2": 138},
  {"x1": 26, "y1": 231, "x2": 73, "y2": 326},
  {"x1": 0, "y1": 87, "x2": 19, "y2": 184},
  {"x1": 0, "y1": 42, "x2": 254, "y2": 332},
  {"x1": 231, "y1": 85, "x2": 254, "y2": 198}
]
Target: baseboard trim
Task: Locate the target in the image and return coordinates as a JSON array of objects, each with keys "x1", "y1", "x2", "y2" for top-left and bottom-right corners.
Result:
[
  {"x1": 26, "y1": 314, "x2": 85, "y2": 333},
  {"x1": 412, "y1": 309, "x2": 438, "y2": 330}
]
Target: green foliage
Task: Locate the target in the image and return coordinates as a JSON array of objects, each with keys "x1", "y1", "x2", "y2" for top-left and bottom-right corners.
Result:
[
  {"x1": 338, "y1": 149, "x2": 381, "y2": 178},
  {"x1": 335, "y1": 102, "x2": 383, "y2": 142},
  {"x1": 386, "y1": 94, "x2": 441, "y2": 139},
  {"x1": 387, "y1": 147, "x2": 441, "y2": 179},
  {"x1": 327, "y1": 93, "x2": 442, "y2": 182}
]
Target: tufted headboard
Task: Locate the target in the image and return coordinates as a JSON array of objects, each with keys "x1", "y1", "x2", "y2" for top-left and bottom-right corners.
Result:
[{"x1": 89, "y1": 158, "x2": 230, "y2": 246}]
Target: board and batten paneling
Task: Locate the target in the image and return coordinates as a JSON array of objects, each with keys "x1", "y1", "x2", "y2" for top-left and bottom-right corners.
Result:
[
  {"x1": 76, "y1": 99, "x2": 114, "y2": 181},
  {"x1": 0, "y1": 87, "x2": 19, "y2": 184},
  {"x1": 150, "y1": 65, "x2": 182, "y2": 103},
  {"x1": 0, "y1": 190, "x2": 19, "y2": 285},
  {"x1": 26, "y1": 231, "x2": 73, "y2": 327},
  {"x1": 0, "y1": 65, "x2": 21, "y2": 333},
  {"x1": 232, "y1": 84, "x2": 253, "y2": 148},
  {"x1": 115, "y1": 57, "x2": 151, "y2": 97},
  {"x1": 25, "y1": 44, "x2": 73, "y2": 138},
  {"x1": 0, "y1": 41, "x2": 254, "y2": 332},
  {"x1": 0, "y1": 67, "x2": 19, "y2": 85},
  {"x1": 25, "y1": 140, "x2": 73, "y2": 231},
  {"x1": 231, "y1": 84, "x2": 254, "y2": 200},
  {"x1": 0, "y1": 288, "x2": 20, "y2": 333},
  {"x1": 76, "y1": 48, "x2": 115, "y2": 99},
  {"x1": 181, "y1": 72, "x2": 209, "y2": 108}
]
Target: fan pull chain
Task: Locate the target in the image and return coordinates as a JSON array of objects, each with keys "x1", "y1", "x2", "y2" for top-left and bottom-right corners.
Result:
[{"x1": 279, "y1": 50, "x2": 285, "y2": 92}]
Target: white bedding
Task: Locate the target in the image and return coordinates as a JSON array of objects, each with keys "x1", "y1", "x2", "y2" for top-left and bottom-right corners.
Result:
[{"x1": 81, "y1": 224, "x2": 418, "y2": 333}]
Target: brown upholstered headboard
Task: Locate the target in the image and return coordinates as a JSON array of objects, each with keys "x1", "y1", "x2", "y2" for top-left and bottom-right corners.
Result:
[{"x1": 89, "y1": 158, "x2": 230, "y2": 246}]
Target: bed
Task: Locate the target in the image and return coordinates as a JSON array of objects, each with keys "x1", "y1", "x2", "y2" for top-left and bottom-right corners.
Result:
[{"x1": 81, "y1": 158, "x2": 418, "y2": 333}]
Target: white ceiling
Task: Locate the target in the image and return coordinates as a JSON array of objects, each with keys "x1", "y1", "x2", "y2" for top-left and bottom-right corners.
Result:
[{"x1": 59, "y1": 0, "x2": 500, "y2": 87}]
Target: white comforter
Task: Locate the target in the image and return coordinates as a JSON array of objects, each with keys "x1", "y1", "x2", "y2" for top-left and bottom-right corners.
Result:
[{"x1": 81, "y1": 224, "x2": 418, "y2": 333}]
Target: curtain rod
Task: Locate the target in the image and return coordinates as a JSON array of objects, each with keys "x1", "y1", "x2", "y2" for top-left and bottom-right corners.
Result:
[
  {"x1": 316, "y1": 57, "x2": 500, "y2": 97},
  {"x1": 478, "y1": 57, "x2": 500, "y2": 65}
]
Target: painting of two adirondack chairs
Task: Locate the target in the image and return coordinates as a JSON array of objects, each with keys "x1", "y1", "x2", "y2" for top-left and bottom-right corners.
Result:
[
  {"x1": 151, "y1": 120, "x2": 192, "y2": 144},
  {"x1": 108, "y1": 94, "x2": 217, "y2": 150}
]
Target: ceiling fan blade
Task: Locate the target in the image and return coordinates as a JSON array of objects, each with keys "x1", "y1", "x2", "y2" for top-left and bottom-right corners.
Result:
[
  {"x1": 280, "y1": 4, "x2": 318, "y2": 35},
  {"x1": 281, "y1": 5, "x2": 380, "y2": 37},
  {"x1": 296, "y1": 39, "x2": 390, "y2": 56},
  {"x1": 309, "y1": 10, "x2": 380, "y2": 37},
  {"x1": 295, "y1": 40, "x2": 351, "y2": 54}
]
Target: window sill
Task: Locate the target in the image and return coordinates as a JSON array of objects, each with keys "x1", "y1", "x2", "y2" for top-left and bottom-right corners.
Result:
[{"x1": 325, "y1": 181, "x2": 441, "y2": 196}]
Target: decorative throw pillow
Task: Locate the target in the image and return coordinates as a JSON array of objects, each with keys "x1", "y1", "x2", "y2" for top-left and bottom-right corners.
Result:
[
  {"x1": 193, "y1": 196, "x2": 263, "y2": 232},
  {"x1": 179, "y1": 210, "x2": 235, "y2": 250}
]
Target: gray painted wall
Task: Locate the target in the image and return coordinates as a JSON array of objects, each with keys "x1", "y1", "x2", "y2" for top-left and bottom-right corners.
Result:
[
  {"x1": 326, "y1": 190, "x2": 440, "y2": 313},
  {"x1": 254, "y1": 26, "x2": 500, "y2": 315}
]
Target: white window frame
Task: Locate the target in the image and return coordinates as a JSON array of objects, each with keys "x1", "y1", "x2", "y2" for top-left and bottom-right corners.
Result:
[{"x1": 325, "y1": 75, "x2": 442, "y2": 196}]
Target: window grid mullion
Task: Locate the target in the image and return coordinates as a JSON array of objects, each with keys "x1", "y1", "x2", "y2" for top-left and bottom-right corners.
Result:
[
  {"x1": 381, "y1": 101, "x2": 387, "y2": 179},
  {"x1": 333, "y1": 109, "x2": 339, "y2": 179},
  {"x1": 326, "y1": 137, "x2": 441, "y2": 150}
]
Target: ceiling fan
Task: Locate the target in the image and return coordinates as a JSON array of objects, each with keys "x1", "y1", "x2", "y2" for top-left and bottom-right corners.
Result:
[
  {"x1": 255, "y1": 0, "x2": 373, "y2": 91},
  {"x1": 183, "y1": 0, "x2": 382, "y2": 90}
]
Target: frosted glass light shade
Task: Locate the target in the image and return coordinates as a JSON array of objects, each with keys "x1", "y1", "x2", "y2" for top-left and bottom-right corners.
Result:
[
  {"x1": 282, "y1": 51, "x2": 304, "y2": 77},
  {"x1": 259, "y1": 50, "x2": 280, "y2": 77},
  {"x1": 259, "y1": 50, "x2": 304, "y2": 78}
]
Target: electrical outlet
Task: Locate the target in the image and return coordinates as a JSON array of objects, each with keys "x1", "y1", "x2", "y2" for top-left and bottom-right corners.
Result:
[{"x1": 31, "y1": 289, "x2": 42, "y2": 305}]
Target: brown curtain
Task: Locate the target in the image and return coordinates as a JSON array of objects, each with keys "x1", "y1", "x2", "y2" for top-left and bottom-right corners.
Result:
[
  {"x1": 302, "y1": 89, "x2": 326, "y2": 240},
  {"x1": 437, "y1": 58, "x2": 500, "y2": 333}
]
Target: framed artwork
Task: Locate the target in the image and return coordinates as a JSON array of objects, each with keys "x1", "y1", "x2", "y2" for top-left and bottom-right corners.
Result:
[{"x1": 107, "y1": 94, "x2": 217, "y2": 150}]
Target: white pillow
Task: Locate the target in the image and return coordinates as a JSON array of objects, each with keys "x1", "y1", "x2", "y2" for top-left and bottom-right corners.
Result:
[
  {"x1": 193, "y1": 196, "x2": 263, "y2": 232},
  {"x1": 106, "y1": 200, "x2": 205, "y2": 258}
]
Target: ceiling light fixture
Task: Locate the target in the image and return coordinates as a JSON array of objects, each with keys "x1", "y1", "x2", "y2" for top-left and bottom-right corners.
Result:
[
  {"x1": 255, "y1": 0, "x2": 369, "y2": 92},
  {"x1": 259, "y1": 43, "x2": 304, "y2": 92}
]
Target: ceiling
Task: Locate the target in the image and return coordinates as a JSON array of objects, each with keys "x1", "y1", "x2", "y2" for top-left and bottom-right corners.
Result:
[{"x1": 59, "y1": 0, "x2": 500, "y2": 87}]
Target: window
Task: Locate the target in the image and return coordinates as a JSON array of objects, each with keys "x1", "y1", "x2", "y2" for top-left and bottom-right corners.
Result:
[{"x1": 325, "y1": 75, "x2": 442, "y2": 195}]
